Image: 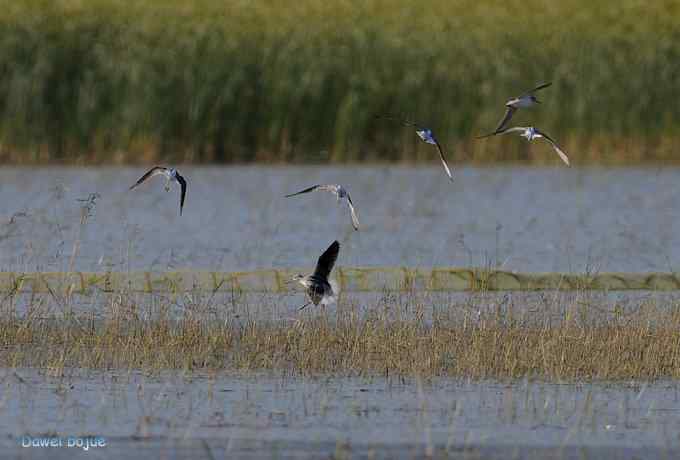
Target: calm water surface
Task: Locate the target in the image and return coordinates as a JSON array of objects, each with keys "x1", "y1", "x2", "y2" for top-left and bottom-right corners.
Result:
[
  {"x1": 0, "y1": 166, "x2": 677, "y2": 273},
  {"x1": 1, "y1": 369, "x2": 679, "y2": 459}
]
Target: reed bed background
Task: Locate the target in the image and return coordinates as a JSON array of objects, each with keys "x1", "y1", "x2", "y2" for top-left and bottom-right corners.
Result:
[
  {"x1": 2, "y1": 285, "x2": 680, "y2": 380},
  {"x1": 1, "y1": 0, "x2": 679, "y2": 164}
]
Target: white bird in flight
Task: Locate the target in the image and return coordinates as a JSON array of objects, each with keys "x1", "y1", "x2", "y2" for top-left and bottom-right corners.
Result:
[
  {"x1": 291, "y1": 240, "x2": 340, "y2": 311},
  {"x1": 129, "y1": 166, "x2": 187, "y2": 215},
  {"x1": 490, "y1": 82, "x2": 552, "y2": 134},
  {"x1": 478, "y1": 126, "x2": 570, "y2": 166},
  {"x1": 285, "y1": 184, "x2": 360, "y2": 231},
  {"x1": 377, "y1": 115, "x2": 454, "y2": 181}
]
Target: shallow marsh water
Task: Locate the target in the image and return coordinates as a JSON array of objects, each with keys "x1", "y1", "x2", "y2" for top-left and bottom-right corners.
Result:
[
  {"x1": 1, "y1": 369, "x2": 679, "y2": 459},
  {"x1": 1, "y1": 165, "x2": 679, "y2": 459},
  {"x1": 0, "y1": 165, "x2": 677, "y2": 273}
]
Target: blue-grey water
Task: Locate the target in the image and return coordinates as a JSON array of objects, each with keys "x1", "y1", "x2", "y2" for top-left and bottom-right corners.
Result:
[
  {"x1": 0, "y1": 166, "x2": 676, "y2": 273},
  {"x1": 1, "y1": 369, "x2": 679, "y2": 459},
  {"x1": 1, "y1": 166, "x2": 680, "y2": 459}
]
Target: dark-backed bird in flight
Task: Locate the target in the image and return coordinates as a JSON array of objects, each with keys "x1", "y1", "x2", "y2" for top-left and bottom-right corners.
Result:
[
  {"x1": 489, "y1": 82, "x2": 552, "y2": 134},
  {"x1": 129, "y1": 166, "x2": 187, "y2": 215},
  {"x1": 477, "y1": 126, "x2": 570, "y2": 166},
  {"x1": 291, "y1": 240, "x2": 340, "y2": 311},
  {"x1": 377, "y1": 115, "x2": 454, "y2": 181},
  {"x1": 285, "y1": 184, "x2": 360, "y2": 231}
]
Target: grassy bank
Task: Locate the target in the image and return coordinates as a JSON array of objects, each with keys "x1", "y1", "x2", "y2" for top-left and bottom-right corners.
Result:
[
  {"x1": 2, "y1": 291, "x2": 680, "y2": 379},
  {"x1": 1, "y1": 0, "x2": 679, "y2": 164}
]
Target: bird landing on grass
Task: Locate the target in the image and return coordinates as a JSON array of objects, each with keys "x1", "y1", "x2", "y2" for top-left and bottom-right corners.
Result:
[{"x1": 290, "y1": 240, "x2": 340, "y2": 311}]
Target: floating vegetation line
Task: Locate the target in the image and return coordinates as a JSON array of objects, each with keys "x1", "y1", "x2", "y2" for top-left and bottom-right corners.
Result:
[{"x1": 0, "y1": 269, "x2": 679, "y2": 294}]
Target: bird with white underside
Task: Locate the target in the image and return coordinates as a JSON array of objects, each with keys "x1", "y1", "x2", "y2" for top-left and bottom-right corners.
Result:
[
  {"x1": 290, "y1": 240, "x2": 340, "y2": 311},
  {"x1": 285, "y1": 184, "x2": 360, "y2": 231},
  {"x1": 376, "y1": 115, "x2": 454, "y2": 181},
  {"x1": 489, "y1": 82, "x2": 552, "y2": 134},
  {"x1": 477, "y1": 126, "x2": 570, "y2": 166},
  {"x1": 129, "y1": 166, "x2": 188, "y2": 215}
]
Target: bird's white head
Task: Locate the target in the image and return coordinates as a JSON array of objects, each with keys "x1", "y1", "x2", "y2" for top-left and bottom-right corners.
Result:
[
  {"x1": 289, "y1": 274, "x2": 306, "y2": 285},
  {"x1": 164, "y1": 168, "x2": 178, "y2": 191},
  {"x1": 416, "y1": 129, "x2": 436, "y2": 145},
  {"x1": 290, "y1": 274, "x2": 312, "y2": 288},
  {"x1": 523, "y1": 127, "x2": 537, "y2": 140}
]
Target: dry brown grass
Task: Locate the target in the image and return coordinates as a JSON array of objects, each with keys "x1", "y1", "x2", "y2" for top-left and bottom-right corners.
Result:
[{"x1": 2, "y1": 290, "x2": 680, "y2": 380}]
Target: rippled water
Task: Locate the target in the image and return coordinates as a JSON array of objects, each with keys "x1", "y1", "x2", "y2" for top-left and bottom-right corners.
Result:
[
  {"x1": 1, "y1": 369, "x2": 678, "y2": 459},
  {"x1": 0, "y1": 166, "x2": 677, "y2": 273}
]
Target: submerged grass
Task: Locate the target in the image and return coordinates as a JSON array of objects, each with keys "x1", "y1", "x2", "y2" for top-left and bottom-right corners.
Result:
[
  {"x1": 2, "y1": 290, "x2": 680, "y2": 380},
  {"x1": 1, "y1": 0, "x2": 680, "y2": 164}
]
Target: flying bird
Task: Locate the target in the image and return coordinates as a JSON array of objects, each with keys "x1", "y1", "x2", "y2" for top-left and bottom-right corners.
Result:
[
  {"x1": 291, "y1": 240, "x2": 340, "y2": 311},
  {"x1": 489, "y1": 82, "x2": 552, "y2": 134},
  {"x1": 377, "y1": 115, "x2": 454, "y2": 181},
  {"x1": 285, "y1": 184, "x2": 360, "y2": 231},
  {"x1": 477, "y1": 126, "x2": 570, "y2": 166},
  {"x1": 129, "y1": 167, "x2": 187, "y2": 215}
]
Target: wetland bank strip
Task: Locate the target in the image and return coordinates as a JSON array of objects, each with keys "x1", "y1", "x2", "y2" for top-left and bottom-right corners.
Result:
[{"x1": 0, "y1": 269, "x2": 678, "y2": 294}]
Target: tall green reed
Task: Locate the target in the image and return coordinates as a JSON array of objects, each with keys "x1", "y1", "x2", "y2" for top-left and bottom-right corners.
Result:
[{"x1": 0, "y1": 0, "x2": 679, "y2": 164}]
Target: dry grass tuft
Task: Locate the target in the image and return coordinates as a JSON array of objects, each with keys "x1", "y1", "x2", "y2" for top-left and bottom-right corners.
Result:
[{"x1": 2, "y1": 290, "x2": 680, "y2": 380}]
